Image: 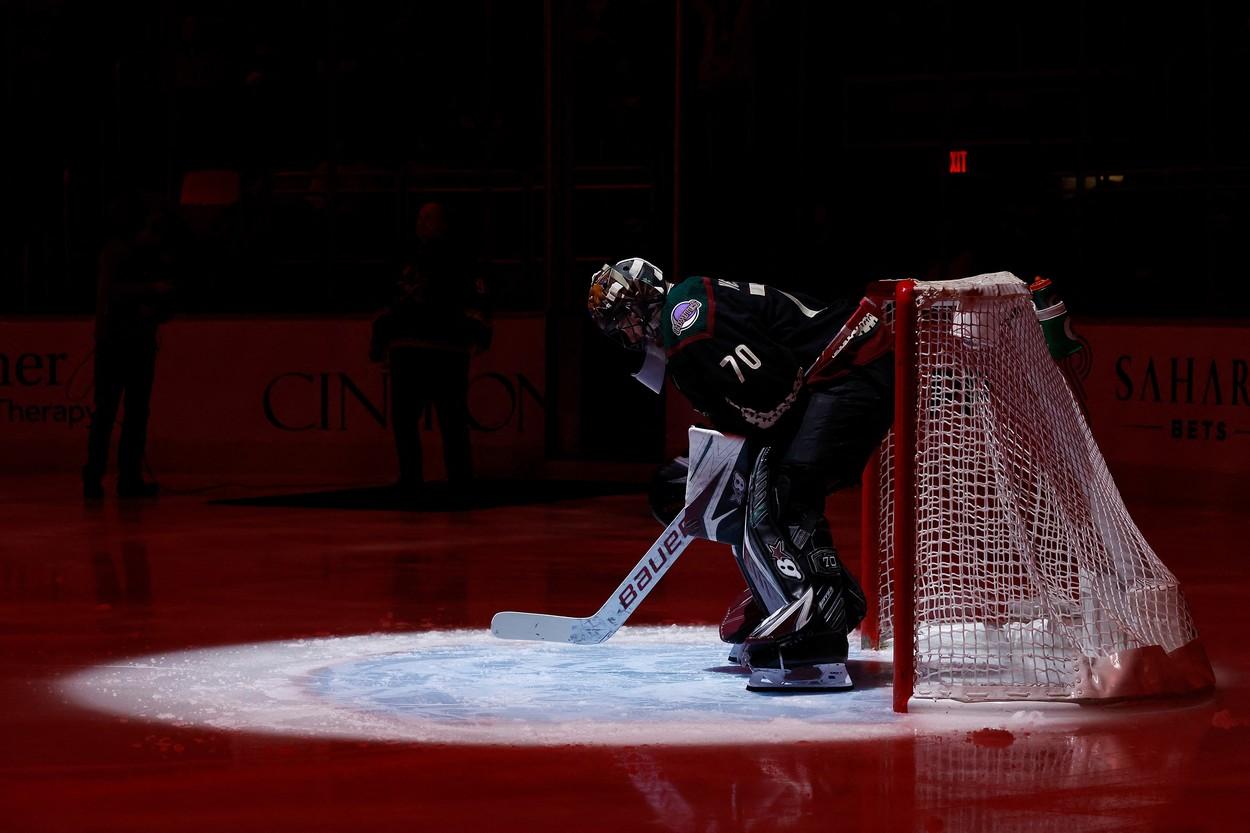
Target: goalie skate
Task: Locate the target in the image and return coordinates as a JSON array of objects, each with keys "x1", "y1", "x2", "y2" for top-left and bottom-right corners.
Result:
[
  {"x1": 739, "y1": 588, "x2": 854, "y2": 691},
  {"x1": 746, "y1": 662, "x2": 852, "y2": 692}
]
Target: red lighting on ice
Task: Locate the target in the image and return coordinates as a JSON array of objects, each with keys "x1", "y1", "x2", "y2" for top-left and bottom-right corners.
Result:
[{"x1": 949, "y1": 150, "x2": 968, "y2": 174}]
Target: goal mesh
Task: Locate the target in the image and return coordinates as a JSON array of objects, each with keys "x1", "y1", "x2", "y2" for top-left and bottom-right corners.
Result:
[{"x1": 871, "y1": 273, "x2": 1212, "y2": 702}]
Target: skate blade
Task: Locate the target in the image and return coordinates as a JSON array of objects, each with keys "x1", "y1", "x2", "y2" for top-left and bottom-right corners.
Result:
[
  {"x1": 727, "y1": 643, "x2": 746, "y2": 665},
  {"x1": 746, "y1": 663, "x2": 852, "y2": 692}
]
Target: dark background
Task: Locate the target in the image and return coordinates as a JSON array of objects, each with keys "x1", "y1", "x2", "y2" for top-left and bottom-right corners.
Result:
[
  {"x1": 6, "y1": 0, "x2": 1250, "y2": 317},
  {"x1": 3, "y1": 1, "x2": 1249, "y2": 460}
]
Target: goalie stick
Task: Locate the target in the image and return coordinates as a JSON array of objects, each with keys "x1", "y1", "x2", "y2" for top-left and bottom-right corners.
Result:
[
  {"x1": 490, "y1": 506, "x2": 696, "y2": 643},
  {"x1": 491, "y1": 428, "x2": 748, "y2": 644},
  {"x1": 803, "y1": 293, "x2": 889, "y2": 386}
]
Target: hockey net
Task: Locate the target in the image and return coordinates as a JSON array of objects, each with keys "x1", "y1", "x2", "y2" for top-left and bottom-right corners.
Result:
[{"x1": 861, "y1": 273, "x2": 1213, "y2": 710}]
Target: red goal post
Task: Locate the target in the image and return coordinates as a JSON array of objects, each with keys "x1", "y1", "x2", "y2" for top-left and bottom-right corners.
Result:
[{"x1": 857, "y1": 274, "x2": 1214, "y2": 713}]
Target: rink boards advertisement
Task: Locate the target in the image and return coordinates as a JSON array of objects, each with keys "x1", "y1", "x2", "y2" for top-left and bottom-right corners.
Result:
[
  {"x1": 0, "y1": 316, "x2": 546, "y2": 481},
  {"x1": 0, "y1": 316, "x2": 1247, "y2": 500},
  {"x1": 1072, "y1": 320, "x2": 1250, "y2": 502}
]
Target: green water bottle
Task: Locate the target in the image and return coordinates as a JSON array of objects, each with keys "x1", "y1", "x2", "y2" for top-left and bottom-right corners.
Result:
[{"x1": 1029, "y1": 276, "x2": 1083, "y2": 360}]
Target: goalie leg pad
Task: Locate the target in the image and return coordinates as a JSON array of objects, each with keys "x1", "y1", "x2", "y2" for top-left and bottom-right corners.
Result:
[
  {"x1": 787, "y1": 512, "x2": 867, "y2": 634},
  {"x1": 741, "y1": 447, "x2": 866, "y2": 634},
  {"x1": 719, "y1": 585, "x2": 765, "y2": 644}
]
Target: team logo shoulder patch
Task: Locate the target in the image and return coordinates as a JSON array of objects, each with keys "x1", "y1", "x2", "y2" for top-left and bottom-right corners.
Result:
[{"x1": 670, "y1": 299, "x2": 703, "y2": 336}]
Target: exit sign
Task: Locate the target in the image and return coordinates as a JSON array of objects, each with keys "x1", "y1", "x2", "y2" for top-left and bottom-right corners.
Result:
[{"x1": 949, "y1": 150, "x2": 968, "y2": 174}]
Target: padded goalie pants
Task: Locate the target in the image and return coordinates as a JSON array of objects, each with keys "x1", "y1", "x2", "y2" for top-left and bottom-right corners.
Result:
[{"x1": 776, "y1": 363, "x2": 894, "y2": 503}]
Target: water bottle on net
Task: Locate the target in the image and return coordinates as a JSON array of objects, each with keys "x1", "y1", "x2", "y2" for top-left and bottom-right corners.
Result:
[{"x1": 1029, "y1": 276, "x2": 1083, "y2": 359}]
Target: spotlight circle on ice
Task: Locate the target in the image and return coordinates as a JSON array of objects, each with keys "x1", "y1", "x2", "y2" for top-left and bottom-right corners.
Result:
[{"x1": 60, "y1": 627, "x2": 1204, "y2": 747}]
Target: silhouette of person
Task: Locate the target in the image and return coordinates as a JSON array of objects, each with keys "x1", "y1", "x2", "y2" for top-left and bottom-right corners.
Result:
[
  {"x1": 370, "y1": 202, "x2": 491, "y2": 490},
  {"x1": 83, "y1": 195, "x2": 177, "y2": 500}
]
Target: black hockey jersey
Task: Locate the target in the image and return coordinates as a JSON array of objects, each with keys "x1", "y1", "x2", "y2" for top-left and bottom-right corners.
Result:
[{"x1": 660, "y1": 276, "x2": 889, "y2": 438}]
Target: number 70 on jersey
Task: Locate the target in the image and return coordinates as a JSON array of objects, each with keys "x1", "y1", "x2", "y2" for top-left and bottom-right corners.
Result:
[{"x1": 720, "y1": 344, "x2": 762, "y2": 383}]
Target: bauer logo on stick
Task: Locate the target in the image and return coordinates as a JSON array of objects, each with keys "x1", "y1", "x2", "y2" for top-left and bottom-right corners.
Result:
[
  {"x1": 617, "y1": 528, "x2": 686, "y2": 610},
  {"x1": 671, "y1": 300, "x2": 703, "y2": 335}
]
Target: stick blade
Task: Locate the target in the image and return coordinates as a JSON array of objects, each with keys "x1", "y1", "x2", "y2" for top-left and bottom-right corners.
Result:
[{"x1": 490, "y1": 611, "x2": 580, "y2": 643}]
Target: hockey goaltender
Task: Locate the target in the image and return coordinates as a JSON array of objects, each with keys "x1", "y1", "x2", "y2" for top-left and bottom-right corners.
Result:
[{"x1": 587, "y1": 257, "x2": 894, "y2": 692}]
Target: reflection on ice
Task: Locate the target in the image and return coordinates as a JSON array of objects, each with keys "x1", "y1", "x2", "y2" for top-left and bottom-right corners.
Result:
[{"x1": 617, "y1": 699, "x2": 1215, "y2": 833}]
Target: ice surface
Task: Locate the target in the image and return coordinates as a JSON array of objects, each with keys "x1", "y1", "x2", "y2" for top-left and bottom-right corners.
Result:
[{"x1": 59, "y1": 626, "x2": 1193, "y2": 747}]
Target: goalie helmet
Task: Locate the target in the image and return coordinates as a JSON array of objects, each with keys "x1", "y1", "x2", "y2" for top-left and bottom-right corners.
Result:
[{"x1": 587, "y1": 258, "x2": 667, "y2": 351}]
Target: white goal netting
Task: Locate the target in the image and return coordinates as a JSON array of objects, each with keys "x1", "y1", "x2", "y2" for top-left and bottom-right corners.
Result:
[{"x1": 872, "y1": 273, "x2": 1212, "y2": 702}]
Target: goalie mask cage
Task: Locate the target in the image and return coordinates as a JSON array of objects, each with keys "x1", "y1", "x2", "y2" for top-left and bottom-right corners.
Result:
[{"x1": 857, "y1": 273, "x2": 1214, "y2": 713}]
